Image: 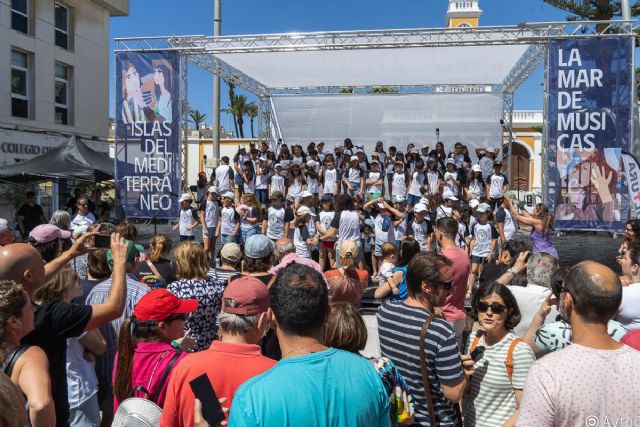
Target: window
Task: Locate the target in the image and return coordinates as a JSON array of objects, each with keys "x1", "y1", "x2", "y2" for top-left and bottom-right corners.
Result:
[
  {"x1": 11, "y1": 50, "x2": 29, "y2": 118},
  {"x1": 54, "y1": 3, "x2": 69, "y2": 49},
  {"x1": 11, "y1": 0, "x2": 29, "y2": 34},
  {"x1": 55, "y1": 63, "x2": 70, "y2": 125}
]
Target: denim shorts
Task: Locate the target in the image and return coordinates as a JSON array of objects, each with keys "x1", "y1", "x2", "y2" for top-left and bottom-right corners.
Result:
[
  {"x1": 407, "y1": 194, "x2": 421, "y2": 207},
  {"x1": 256, "y1": 189, "x2": 268, "y2": 205},
  {"x1": 471, "y1": 255, "x2": 488, "y2": 265},
  {"x1": 234, "y1": 174, "x2": 244, "y2": 186},
  {"x1": 241, "y1": 227, "x2": 259, "y2": 245},
  {"x1": 348, "y1": 182, "x2": 361, "y2": 197},
  {"x1": 203, "y1": 227, "x2": 216, "y2": 239},
  {"x1": 220, "y1": 234, "x2": 238, "y2": 245},
  {"x1": 180, "y1": 235, "x2": 195, "y2": 241},
  {"x1": 374, "y1": 239, "x2": 384, "y2": 257}
]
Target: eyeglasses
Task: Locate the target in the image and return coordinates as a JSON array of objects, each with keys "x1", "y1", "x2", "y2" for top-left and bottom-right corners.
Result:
[
  {"x1": 476, "y1": 302, "x2": 507, "y2": 314},
  {"x1": 626, "y1": 227, "x2": 634, "y2": 232}
]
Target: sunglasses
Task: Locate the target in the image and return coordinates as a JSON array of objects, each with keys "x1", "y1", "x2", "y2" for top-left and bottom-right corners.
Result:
[{"x1": 476, "y1": 302, "x2": 507, "y2": 314}]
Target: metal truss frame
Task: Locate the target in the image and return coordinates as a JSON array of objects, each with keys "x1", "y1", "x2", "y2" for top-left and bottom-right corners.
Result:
[{"x1": 180, "y1": 55, "x2": 188, "y2": 188}]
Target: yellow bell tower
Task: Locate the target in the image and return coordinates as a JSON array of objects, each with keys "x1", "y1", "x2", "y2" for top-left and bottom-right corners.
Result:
[{"x1": 446, "y1": 0, "x2": 482, "y2": 28}]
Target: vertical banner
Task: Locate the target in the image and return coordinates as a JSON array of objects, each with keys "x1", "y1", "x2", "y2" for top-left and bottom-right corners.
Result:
[
  {"x1": 547, "y1": 37, "x2": 634, "y2": 232},
  {"x1": 115, "y1": 52, "x2": 180, "y2": 219},
  {"x1": 622, "y1": 152, "x2": 640, "y2": 219}
]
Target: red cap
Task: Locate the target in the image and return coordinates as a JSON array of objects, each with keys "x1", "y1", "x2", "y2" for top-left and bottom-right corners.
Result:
[
  {"x1": 222, "y1": 276, "x2": 270, "y2": 316},
  {"x1": 134, "y1": 289, "x2": 198, "y2": 322}
]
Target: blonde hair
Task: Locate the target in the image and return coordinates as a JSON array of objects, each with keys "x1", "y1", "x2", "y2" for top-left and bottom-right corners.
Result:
[
  {"x1": 150, "y1": 234, "x2": 173, "y2": 263},
  {"x1": 33, "y1": 267, "x2": 78, "y2": 303},
  {"x1": 536, "y1": 203, "x2": 554, "y2": 233},
  {"x1": 173, "y1": 241, "x2": 209, "y2": 280}
]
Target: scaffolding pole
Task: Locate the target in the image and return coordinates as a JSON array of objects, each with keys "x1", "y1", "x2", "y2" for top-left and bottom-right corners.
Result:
[{"x1": 180, "y1": 55, "x2": 189, "y2": 189}]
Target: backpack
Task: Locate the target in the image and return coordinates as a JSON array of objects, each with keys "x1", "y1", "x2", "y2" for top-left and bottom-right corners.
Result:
[{"x1": 469, "y1": 330, "x2": 522, "y2": 383}]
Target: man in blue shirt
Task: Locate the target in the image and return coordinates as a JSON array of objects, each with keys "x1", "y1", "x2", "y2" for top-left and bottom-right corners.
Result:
[{"x1": 229, "y1": 263, "x2": 391, "y2": 427}]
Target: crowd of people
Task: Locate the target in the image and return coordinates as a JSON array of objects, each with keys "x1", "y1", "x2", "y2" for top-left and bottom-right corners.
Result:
[{"x1": 0, "y1": 137, "x2": 639, "y2": 427}]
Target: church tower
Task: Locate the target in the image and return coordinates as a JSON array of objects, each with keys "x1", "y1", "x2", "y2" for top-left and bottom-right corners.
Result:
[{"x1": 446, "y1": 0, "x2": 482, "y2": 28}]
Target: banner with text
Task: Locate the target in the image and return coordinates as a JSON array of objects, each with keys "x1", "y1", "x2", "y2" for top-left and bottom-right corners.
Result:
[
  {"x1": 115, "y1": 52, "x2": 180, "y2": 219},
  {"x1": 622, "y1": 152, "x2": 640, "y2": 219},
  {"x1": 546, "y1": 37, "x2": 633, "y2": 232}
]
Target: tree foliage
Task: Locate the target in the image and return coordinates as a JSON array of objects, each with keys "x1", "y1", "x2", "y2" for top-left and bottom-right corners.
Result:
[
  {"x1": 543, "y1": 0, "x2": 640, "y2": 20},
  {"x1": 188, "y1": 109, "x2": 207, "y2": 130}
]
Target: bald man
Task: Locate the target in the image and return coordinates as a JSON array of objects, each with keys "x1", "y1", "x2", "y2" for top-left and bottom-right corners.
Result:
[
  {"x1": 0, "y1": 234, "x2": 130, "y2": 427},
  {"x1": 519, "y1": 261, "x2": 640, "y2": 426},
  {"x1": 269, "y1": 238, "x2": 323, "y2": 276}
]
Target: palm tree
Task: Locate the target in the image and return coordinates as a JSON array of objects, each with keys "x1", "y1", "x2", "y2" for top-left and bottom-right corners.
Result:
[
  {"x1": 227, "y1": 94, "x2": 249, "y2": 138},
  {"x1": 188, "y1": 110, "x2": 207, "y2": 130},
  {"x1": 543, "y1": 1, "x2": 640, "y2": 30},
  {"x1": 246, "y1": 103, "x2": 259, "y2": 138}
]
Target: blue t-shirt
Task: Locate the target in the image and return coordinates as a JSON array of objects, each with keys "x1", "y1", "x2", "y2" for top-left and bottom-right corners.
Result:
[
  {"x1": 229, "y1": 348, "x2": 392, "y2": 427},
  {"x1": 390, "y1": 266, "x2": 409, "y2": 301}
]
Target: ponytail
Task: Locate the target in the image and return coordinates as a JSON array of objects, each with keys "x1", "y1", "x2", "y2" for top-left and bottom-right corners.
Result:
[
  {"x1": 341, "y1": 253, "x2": 355, "y2": 269},
  {"x1": 150, "y1": 234, "x2": 172, "y2": 263}
]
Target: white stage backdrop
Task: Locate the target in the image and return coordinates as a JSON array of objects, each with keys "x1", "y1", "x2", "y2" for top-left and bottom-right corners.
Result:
[{"x1": 271, "y1": 93, "x2": 504, "y2": 154}]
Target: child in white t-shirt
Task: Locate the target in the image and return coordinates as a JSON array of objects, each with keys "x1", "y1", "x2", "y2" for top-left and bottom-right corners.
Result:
[{"x1": 378, "y1": 242, "x2": 399, "y2": 295}]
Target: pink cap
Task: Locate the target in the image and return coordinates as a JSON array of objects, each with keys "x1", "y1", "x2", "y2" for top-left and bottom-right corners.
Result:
[{"x1": 29, "y1": 224, "x2": 71, "y2": 244}]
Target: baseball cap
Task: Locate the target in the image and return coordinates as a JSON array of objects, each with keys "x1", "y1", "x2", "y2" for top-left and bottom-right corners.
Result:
[
  {"x1": 336, "y1": 143, "x2": 344, "y2": 149},
  {"x1": 323, "y1": 148, "x2": 332, "y2": 155},
  {"x1": 469, "y1": 199, "x2": 480, "y2": 209},
  {"x1": 207, "y1": 186, "x2": 217, "y2": 194},
  {"x1": 472, "y1": 164, "x2": 482, "y2": 173},
  {"x1": 0, "y1": 218, "x2": 9, "y2": 233},
  {"x1": 134, "y1": 289, "x2": 198, "y2": 322},
  {"x1": 321, "y1": 194, "x2": 333, "y2": 202},
  {"x1": 220, "y1": 243, "x2": 242, "y2": 263},
  {"x1": 274, "y1": 163, "x2": 283, "y2": 169},
  {"x1": 222, "y1": 276, "x2": 270, "y2": 316},
  {"x1": 494, "y1": 160, "x2": 503, "y2": 166},
  {"x1": 394, "y1": 160, "x2": 404, "y2": 166},
  {"x1": 443, "y1": 191, "x2": 459, "y2": 201},
  {"x1": 446, "y1": 158, "x2": 455, "y2": 165},
  {"x1": 296, "y1": 206, "x2": 317, "y2": 217},
  {"x1": 392, "y1": 195, "x2": 406, "y2": 203},
  {"x1": 306, "y1": 160, "x2": 317, "y2": 167},
  {"x1": 300, "y1": 190, "x2": 313, "y2": 199},
  {"x1": 371, "y1": 159, "x2": 379, "y2": 164},
  {"x1": 350, "y1": 155, "x2": 359, "y2": 162},
  {"x1": 245, "y1": 234, "x2": 274, "y2": 259},
  {"x1": 270, "y1": 191, "x2": 284, "y2": 200},
  {"x1": 178, "y1": 193, "x2": 193, "y2": 203},
  {"x1": 239, "y1": 145, "x2": 246, "y2": 150},
  {"x1": 222, "y1": 191, "x2": 235, "y2": 200},
  {"x1": 364, "y1": 218, "x2": 374, "y2": 229},
  {"x1": 477, "y1": 203, "x2": 492, "y2": 213},
  {"x1": 339, "y1": 240, "x2": 359, "y2": 259},
  {"x1": 29, "y1": 224, "x2": 71, "y2": 244},
  {"x1": 106, "y1": 239, "x2": 141, "y2": 266},
  {"x1": 414, "y1": 203, "x2": 428, "y2": 213},
  {"x1": 259, "y1": 156, "x2": 267, "y2": 162}
]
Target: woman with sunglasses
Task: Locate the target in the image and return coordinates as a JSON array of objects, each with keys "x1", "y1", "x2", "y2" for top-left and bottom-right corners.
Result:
[
  {"x1": 464, "y1": 282, "x2": 535, "y2": 427},
  {"x1": 113, "y1": 289, "x2": 198, "y2": 411}
]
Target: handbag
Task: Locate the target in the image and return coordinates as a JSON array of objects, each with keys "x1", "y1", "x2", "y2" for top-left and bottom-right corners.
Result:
[{"x1": 419, "y1": 316, "x2": 463, "y2": 427}]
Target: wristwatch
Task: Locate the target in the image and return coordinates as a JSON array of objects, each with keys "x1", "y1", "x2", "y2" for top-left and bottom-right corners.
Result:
[{"x1": 507, "y1": 268, "x2": 517, "y2": 275}]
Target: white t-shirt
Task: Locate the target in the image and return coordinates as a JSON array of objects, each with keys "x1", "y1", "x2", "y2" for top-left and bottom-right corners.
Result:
[
  {"x1": 426, "y1": 171, "x2": 441, "y2": 194},
  {"x1": 220, "y1": 206, "x2": 238, "y2": 236},
  {"x1": 374, "y1": 213, "x2": 395, "y2": 243},
  {"x1": 319, "y1": 211, "x2": 335, "y2": 242},
  {"x1": 518, "y1": 344, "x2": 640, "y2": 427},
  {"x1": 266, "y1": 206, "x2": 292, "y2": 240},
  {"x1": 394, "y1": 211, "x2": 408, "y2": 241},
  {"x1": 255, "y1": 168, "x2": 272, "y2": 190},
  {"x1": 331, "y1": 210, "x2": 361, "y2": 242},
  {"x1": 468, "y1": 179, "x2": 485, "y2": 199},
  {"x1": 479, "y1": 156, "x2": 494, "y2": 180},
  {"x1": 293, "y1": 218, "x2": 316, "y2": 258},
  {"x1": 471, "y1": 222, "x2": 498, "y2": 258},
  {"x1": 270, "y1": 174, "x2": 286, "y2": 195},
  {"x1": 347, "y1": 167, "x2": 362, "y2": 184},
  {"x1": 412, "y1": 219, "x2": 432, "y2": 251},
  {"x1": 443, "y1": 171, "x2": 459, "y2": 196},
  {"x1": 391, "y1": 172, "x2": 406, "y2": 197},
  {"x1": 322, "y1": 168, "x2": 338, "y2": 194},
  {"x1": 379, "y1": 262, "x2": 395, "y2": 284},
  {"x1": 179, "y1": 208, "x2": 197, "y2": 236},
  {"x1": 408, "y1": 172, "x2": 425, "y2": 197},
  {"x1": 367, "y1": 171, "x2": 383, "y2": 194},
  {"x1": 435, "y1": 205, "x2": 452, "y2": 222},
  {"x1": 507, "y1": 284, "x2": 561, "y2": 338},
  {"x1": 203, "y1": 199, "x2": 219, "y2": 228},
  {"x1": 306, "y1": 174, "x2": 319, "y2": 194},
  {"x1": 463, "y1": 332, "x2": 535, "y2": 427},
  {"x1": 215, "y1": 164, "x2": 232, "y2": 191},
  {"x1": 487, "y1": 173, "x2": 508, "y2": 199},
  {"x1": 288, "y1": 178, "x2": 304, "y2": 197},
  {"x1": 495, "y1": 207, "x2": 518, "y2": 242},
  {"x1": 617, "y1": 282, "x2": 640, "y2": 331},
  {"x1": 67, "y1": 335, "x2": 99, "y2": 409},
  {"x1": 386, "y1": 156, "x2": 396, "y2": 174},
  {"x1": 70, "y1": 212, "x2": 95, "y2": 234}
]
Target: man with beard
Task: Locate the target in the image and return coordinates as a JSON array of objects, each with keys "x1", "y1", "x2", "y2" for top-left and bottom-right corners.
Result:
[
  {"x1": 377, "y1": 252, "x2": 474, "y2": 427},
  {"x1": 519, "y1": 261, "x2": 640, "y2": 426}
]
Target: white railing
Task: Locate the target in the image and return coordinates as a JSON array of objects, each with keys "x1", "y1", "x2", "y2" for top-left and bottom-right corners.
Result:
[{"x1": 512, "y1": 110, "x2": 543, "y2": 124}]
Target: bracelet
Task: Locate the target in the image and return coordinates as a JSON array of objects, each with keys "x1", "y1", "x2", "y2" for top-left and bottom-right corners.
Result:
[{"x1": 171, "y1": 340, "x2": 181, "y2": 350}]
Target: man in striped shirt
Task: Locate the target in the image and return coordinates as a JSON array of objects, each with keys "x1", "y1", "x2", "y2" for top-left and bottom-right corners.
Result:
[{"x1": 377, "y1": 252, "x2": 473, "y2": 426}]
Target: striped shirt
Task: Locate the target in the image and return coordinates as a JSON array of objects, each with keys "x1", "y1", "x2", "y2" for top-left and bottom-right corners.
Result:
[
  {"x1": 463, "y1": 332, "x2": 535, "y2": 427},
  {"x1": 377, "y1": 301, "x2": 464, "y2": 427}
]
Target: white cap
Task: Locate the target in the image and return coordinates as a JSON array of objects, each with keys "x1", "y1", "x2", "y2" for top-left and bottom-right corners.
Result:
[
  {"x1": 300, "y1": 190, "x2": 313, "y2": 198},
  {"x1": 322, "y1": 148, "x2": 332, "y2": 155},
  {"x1": 274, "y1": 163, "x2": 282, "y2": 169},
  {"x1": 222, "y1": 191, "x2": 235, "y2": 200},
  {"x1": 446, "y1": 158, "x2": 455, "y2": 165},
  {"x1": 239, "y1": 145, "x2": 246, "y2": 150},
  {"x1": 469, "y1": 199, "x2": 480, "y2": 209},
  {"x1": 422, "y1": 144, "x2": 429, "y2": 149},
  {"x1": 414, "y1": 203, "x2": 428, "y2": 213},
  {"x1": 443, "y1": 191, "x2": 458, "y2": 201},
  {"x1": 336, "y1": 143, "x2": 344, "y2": 149},
  {"x1": 207, "y1": 186, "x2": 218, "y2": 193},
  {"x1": 0, "y1": 218, "x2": 8, "y2": 233},
  {"x1": 259, "y1": 156, "x2": 267, "y2": 162},
  {"x1": 350, "y1": 155, "x2": 359, "y2": 162},
  {"x1": 296, "y1": 206, "x2": 317, "y2": 217},
  {"x1": 472, "y1": 164, "x2": 482, "y2": 173},
  {"x1": 306, "y1": 160, "x2": 317, "y2": 167},
  {"x1": 178, "y1": 193, "x2": 193, "y2": 203}
]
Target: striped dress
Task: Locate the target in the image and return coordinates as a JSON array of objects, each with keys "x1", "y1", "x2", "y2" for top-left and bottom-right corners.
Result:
[
  {"x1": 377, "y1": 301, "x2": 464, "y2": 427},
  {"x1": 463, "y1": 332, "x2": 535, "y2": 427}
]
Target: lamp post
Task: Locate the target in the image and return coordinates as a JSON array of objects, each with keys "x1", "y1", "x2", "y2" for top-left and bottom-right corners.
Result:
[{"x1": 211, "y1": 0, "x2": 221, "y2": 167}]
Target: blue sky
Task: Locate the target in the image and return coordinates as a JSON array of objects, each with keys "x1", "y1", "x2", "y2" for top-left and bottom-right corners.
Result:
[{"x1": 109, "y1": 0, "x2": 580, "y2": 132}]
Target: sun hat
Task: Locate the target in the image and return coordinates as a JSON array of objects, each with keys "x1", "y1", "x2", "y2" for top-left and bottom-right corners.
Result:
[
  {"x1": 339, "y1": 240, "x2": 359, "y2": 259},
  {"x1": 29, "y1": 224, "x2": 71, "y2": 244},
  {"x1": 134, "y1": 289, "x2": 198, "y2": 322},
  {"x1": 245, "y1": 234, "x2": 274, "y2": 259},
  {"x1": 112, "y1": 397, "x2": 162, "y2": 427},
  {"x1": 222, "y1": 276, "x2": 270, "y2": 316}
]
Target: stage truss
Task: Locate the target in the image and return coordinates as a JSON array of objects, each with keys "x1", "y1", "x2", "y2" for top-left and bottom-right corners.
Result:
[{"x1": 115, "y1": 19, "x2": 637, "y2": 179}]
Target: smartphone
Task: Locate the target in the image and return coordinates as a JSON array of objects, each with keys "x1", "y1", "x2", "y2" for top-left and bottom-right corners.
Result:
[
  {"x1": 189, "y1": 374, "x2": 225, "y2": 426},
  {"x1": 94, "y1": 234, "x2": 111, "y2": 249},
  {"x1": 470, "y1": 345, "x2": 485, "y2": 362}
]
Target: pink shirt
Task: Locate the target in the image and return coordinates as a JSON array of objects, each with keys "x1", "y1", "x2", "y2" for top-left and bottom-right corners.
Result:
[
  {"x1": 518, "y1": 343, "x2": 640, "y2": 427},
  {"x1": 113, "y1": 341, "x2": 187, "y2": 412},
  {"x1": 269, "y1": 253, "x2": 324, "y2": 276},
  {"x1": 440, "y1": 247, "x2": 470, "y2": 322}
]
